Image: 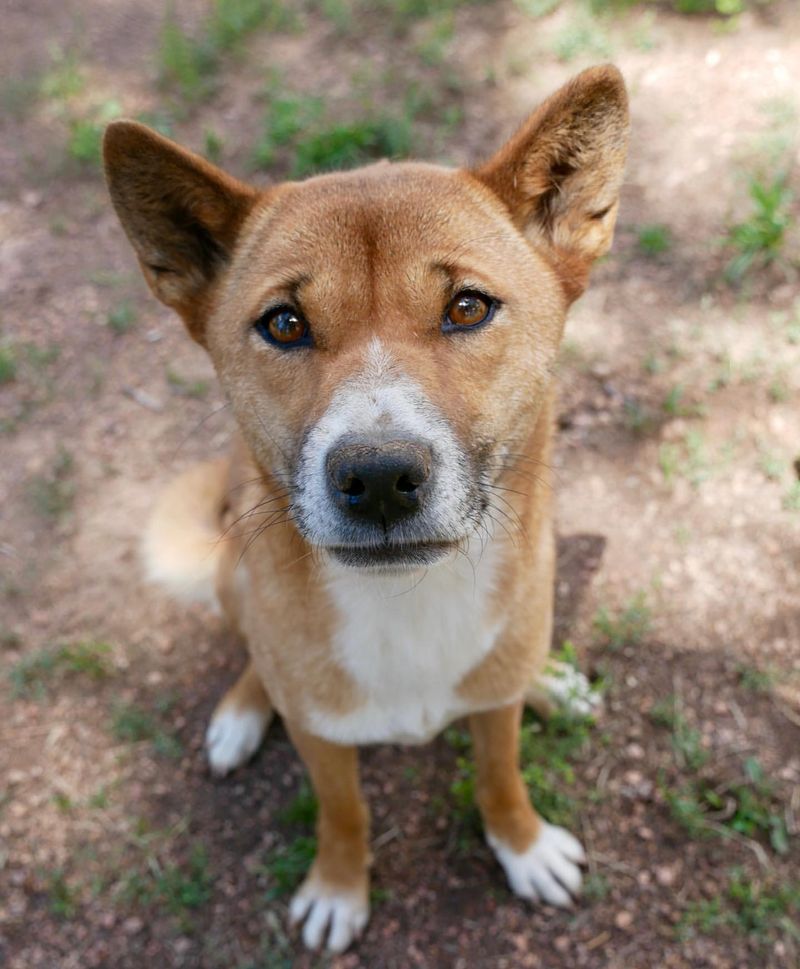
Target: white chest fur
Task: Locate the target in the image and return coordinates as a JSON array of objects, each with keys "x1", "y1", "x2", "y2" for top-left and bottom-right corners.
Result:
[{"x1": 308, "y1": 541, "x2": 508, "y2": 745}]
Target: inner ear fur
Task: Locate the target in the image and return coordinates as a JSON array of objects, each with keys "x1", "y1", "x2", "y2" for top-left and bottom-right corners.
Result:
[
  {"x1": 103, "y1": 121, "x2": 256, "y2": 343},
  {"x1": 473, "y1": 65, "x2": 630, "y2": 303}
]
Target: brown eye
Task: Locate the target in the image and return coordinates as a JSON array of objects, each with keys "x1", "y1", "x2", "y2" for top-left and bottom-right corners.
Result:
[
  {"x1": 254, "y1": 306, "x2": 311, "y2": 348},
  {"x1": 444, "y1": 291, "x2": 496, "y2": 331}
]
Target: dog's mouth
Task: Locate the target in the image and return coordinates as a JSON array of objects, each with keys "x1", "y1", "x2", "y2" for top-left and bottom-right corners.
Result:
[{"x1": 326, "y1": 540, "x2": 456, "y2": 571}]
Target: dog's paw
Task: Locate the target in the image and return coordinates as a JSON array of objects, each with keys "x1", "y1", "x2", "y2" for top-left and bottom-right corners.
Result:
[
  {"x1": 531, "y1": 660, "x2": 602, "y2": 720},
  {"x1": 289, "y1": 877, "x2": 369, "y2": 953},
  {"x1": 205, "y1": 707, "x2": 271, "y2": 776},
  {"x1": 487, "y1": 822, "x2": 585, "y2": 907}
]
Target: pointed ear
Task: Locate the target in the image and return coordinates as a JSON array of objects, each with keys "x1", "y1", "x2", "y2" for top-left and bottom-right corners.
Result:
[
  {"x1": 473, "y1": 65, "x2": 629, "y2": 302},
  {"x1": 103, "y1": 121, "x2": 257, "y2": 343}
]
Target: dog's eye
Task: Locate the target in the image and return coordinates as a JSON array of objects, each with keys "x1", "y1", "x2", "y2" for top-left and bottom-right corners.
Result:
[
  {"x1": 443, "y1": 291, "x2": 496, "y2": 332},
  {"x1": 254, "y1": 306, "x2": 311, "y2": 348}
]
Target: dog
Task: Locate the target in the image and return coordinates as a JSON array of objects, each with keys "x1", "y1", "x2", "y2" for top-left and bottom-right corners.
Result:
[{"x1": 103, "y1": 64, "x2": 629, "y2": 952}]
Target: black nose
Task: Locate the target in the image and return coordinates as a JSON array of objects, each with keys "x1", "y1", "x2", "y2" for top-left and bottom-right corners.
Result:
[{"x1": 326, "y1": 438, "x2": 432, "y2": 527}]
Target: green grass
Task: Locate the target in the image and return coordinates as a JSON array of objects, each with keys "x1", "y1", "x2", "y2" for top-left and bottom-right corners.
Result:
[
  {"x1": 278, "y1": 783, "x2": 318, "y2": 826},
  {"x1": 0, "y1": 345, "x2": 16, "y2": 384},
  {"x1": 726, "y1": 174, "x2": 793, "y2": 282},
  {"x1": 166, "y1": 368, "x2": 211, "y2": 399},
  {"x1": 593, "y1": 591, "x2": 652, "y2": 650},
  {"x1": 107, "y1": 302, "x2": 137, "y2": 334},
  {"x1": 253, "y1": 92, "x2": 325, "y2": 168},
  {"x1": 48, "y1": 869, "x2": 79, "y2": 918},
  {"x1": 111, "y1": 702, "x2": 183, "y2": 759},
  {"x1": 291, "y1": 114, "x2": 414, "y2": 177},
  {"x1": 10, "y1": 640, "x2": 112, "y2": 698},
  {"x1": 158, "y1": 0, "x2": 298, "y2": 104},
  {"x1": 29, "y1": 447, "x2": 75, "y2": 519},
  {"x1": 782, "y1": 482, "x2": 800, "y2": 512},
  {"x1": 120, "y1": 843, "x2": 213, "y2": 922},
  {"x1": 262, "y1": 836, "x2": 317, "y2": 898},
  {"x1": 637, "y1": 223, "x2": 672, "y2": 256},
  {"x1": 680, "y1": 869, "x2": 800, "y2": 943},
  {"x1": 552, "y1": 16, "x2": 612, "y2": 62}
]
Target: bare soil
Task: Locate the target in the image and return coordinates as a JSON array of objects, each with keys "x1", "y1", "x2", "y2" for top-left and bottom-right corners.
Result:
[{"x1": 1, "y1": 2, "x2": 799, "y2": 967}]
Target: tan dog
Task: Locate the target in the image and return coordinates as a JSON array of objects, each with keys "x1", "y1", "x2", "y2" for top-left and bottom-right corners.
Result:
[{"x1": 104, "y1": 65, "x2": 629, "y2": 952}]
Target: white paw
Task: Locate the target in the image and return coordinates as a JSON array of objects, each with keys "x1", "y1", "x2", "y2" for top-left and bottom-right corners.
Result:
[
  {"x1": 537, "y1": 662, "x2": 602, "y2": 719},
  {"x1": 488, "y1": 822, "x2": 586, "y2": 907},
  {"x1": 205, "y1": 707, "x2": 271, "y2": 776},
  {"x1": 289, "y1": 878, "x2": 369, "y2": 953}
]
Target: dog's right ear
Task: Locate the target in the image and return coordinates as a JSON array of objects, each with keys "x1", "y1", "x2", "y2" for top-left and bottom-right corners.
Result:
[{"x1": 103, "y1": 121, "x2": 256, "y2": 344}]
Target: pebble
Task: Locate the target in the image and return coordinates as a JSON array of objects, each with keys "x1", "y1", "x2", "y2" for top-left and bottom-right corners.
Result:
[{"x1": 614, "y1": 910, "x2": 634, "y2": 930}]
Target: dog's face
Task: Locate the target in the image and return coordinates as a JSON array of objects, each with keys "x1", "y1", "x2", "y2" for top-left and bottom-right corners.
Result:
[{"x1": 104, "y1": 67, "x2": 628, "y2": 571}]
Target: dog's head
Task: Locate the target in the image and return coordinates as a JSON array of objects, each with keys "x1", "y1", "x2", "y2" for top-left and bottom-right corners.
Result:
[{"x1": 104, "y1": 67, "x2": 628, "y2": 571}]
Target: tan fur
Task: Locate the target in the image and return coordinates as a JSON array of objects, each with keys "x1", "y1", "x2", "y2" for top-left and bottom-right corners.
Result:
[{"x1": 105, "y1": 65, "x2": 629, "y2": 948}]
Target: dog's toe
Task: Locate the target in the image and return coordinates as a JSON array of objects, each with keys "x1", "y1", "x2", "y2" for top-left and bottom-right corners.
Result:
[
  {"x1": 488, "y1": 822, "x2": 585, "y2": 907},
  {"x1": 205, "y1": 707, "x2": 271, "y2": 776},
  {"x1": 290, "y1": 878, "x2": 369, "y2": 953}
]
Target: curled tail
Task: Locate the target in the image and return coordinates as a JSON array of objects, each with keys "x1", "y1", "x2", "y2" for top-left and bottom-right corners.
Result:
[{"x1": 142, "y1": 457, "x2": 230, "y2": 607}]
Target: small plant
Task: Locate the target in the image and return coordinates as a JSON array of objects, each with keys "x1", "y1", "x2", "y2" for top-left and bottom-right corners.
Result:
[
  {"x1": 9, "y1": 641, "x2": 112, "y2": 698},
  {"x1": 593, "y1": 591, "x2": 651, "y2": 650},
  {"x1": 262, "y1": 836, "x2": 317, "y2": 898},
  {"x1": 29, "y1": 447, "x2": 75, "y2": 520},
  {"x1": 111, "y1": 702, "x2": 183, "y2": 759},
  {"x1": 278, "y1": 783, "x2": 318, "y2": 826},
  {"x1": 48, "y1": 869, "x2": 78, "y2": 918},
  {"x1": 0, "y1": 345, "x2": 16, "y2": 384},
  {"x1": 158, "y1": 16, "x2": 217, "y2": 103},
  {"x1": 783, "y1": 482, "x2": 800, "y2": 512},
  {"x1": 637, "y1": 223, "x2": 671, "y2": 256},
  {"x1": 520, "y1": 710, "x2": 594, "y2": 828},
  {"x1": 166, "y1": 368, "x2": 211, "y2": 399},
  {"x1": 680, "y1": 869, "x2": 800, "y2": 943},
  {"x1": 726, "y1": 174, "x2": 793, "y2": 281},
  {"x1": 253, "y1": 92, "x2": 325, "y2": 169},
  {"x1": 153, "y1": 844, "x2": 213, "y2": 915},
  {"x1": 107, "y1": 302, "x2": 137, "y2": 334},
  {"x1": 552, "y1": 17, "x2": 612, "y2": 63},
  {"x1": 291, "y1": 114, "x2": 413, "y2": 178},
  {"x1": 203, "y1": 128, "x2": 224, "y2": 163}
]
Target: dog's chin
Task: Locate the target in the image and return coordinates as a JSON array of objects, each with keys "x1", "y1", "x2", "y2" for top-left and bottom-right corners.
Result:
[{"x1": 325, "y1": 540, "x2": 456, "y2": 573}]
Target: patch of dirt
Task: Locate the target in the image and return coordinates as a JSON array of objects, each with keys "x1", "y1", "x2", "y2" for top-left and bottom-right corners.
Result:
[{"x1": 1, "y1": 2, "x2": 799, "y2": 968}]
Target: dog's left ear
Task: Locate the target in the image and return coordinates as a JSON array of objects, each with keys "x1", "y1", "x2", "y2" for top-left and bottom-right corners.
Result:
[
  {"x1": 103, "y1": 121, "x2": 257, "y2": 343},
  {"x1": 473, "y1": 65, "x2": 629, "y2": 302}
]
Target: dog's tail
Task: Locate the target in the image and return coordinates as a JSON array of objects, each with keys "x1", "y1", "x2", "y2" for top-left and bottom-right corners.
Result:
[{"x1": 142, "y1": 458, "x2": 230, "y2": 607}]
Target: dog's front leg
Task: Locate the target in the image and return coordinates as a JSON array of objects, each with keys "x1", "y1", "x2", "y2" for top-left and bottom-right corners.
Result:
[
  {"x1": 284, "y1": 723, "x2": 370, "y2": 952},
  {"x1": 469, "y1": 702, "x2": 585, "y2": 907}
]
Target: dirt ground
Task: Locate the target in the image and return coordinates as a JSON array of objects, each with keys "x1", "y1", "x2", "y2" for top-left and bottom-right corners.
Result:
[{"x1": 1, "y1": 1, "x2": 799, "y2": 967}]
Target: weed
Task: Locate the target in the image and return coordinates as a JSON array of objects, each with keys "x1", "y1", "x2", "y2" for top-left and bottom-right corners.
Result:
[
  {"x1": 29, "y1": 447, "x2": 75, "y2": 519},
  {"x1": 651, "y1": 697, "x2": 708, "y2": 771},
  {"x1": 121, "y1": 843, "x2": 213, "y2": 921},
  {"x1": 593, "y1": 591, "x2": 651, "y2": 650},
  {"x1": 622, "y1": 397, "x2": 657, "y2": 435},
  {"x1": 637, "y1": 223, "x2": 671, "y2": 256},
  {"x1": 278, "y1": 783, "x2": 318, "y2": 826},
  {"x1": 158, "y1": 16, "x2": 217, "y2": 103},
  {"x1": 0, "y1": 345, "x2": 16, "y2": 384},
  {"x1": 680, "y1": 869, "x2": 800, "y2": 943},
  {"x1": 552, "y1": 17, "x2": 612, "y2": 63},
  {"x1": 166, "y1": 368, "x2": 211, "y2": 399},
  {"x1": 520, "y1": 710, "x2": 593, "y2": 827},
  {"x1": 204, "y1": 128, "x2": 224, "y2": 163},
  {"x1": 107, "y1": 302, "x2": 137, "y2": 334},
  {"x1": 662, "y1": 757, "x2": 790, "y2": 855},
  {"x1": 10, "y1": 640, "x2": 110, "y2": 698},
  {"x1": 111, "y1": 702, "x2": 183, "y2": 759},
  {"x1": 40, "y1": 48, "x2": 84, "y2": 102},
  {"x1": 783, "y1": 482, "x2": 800, "y2": 512},
  {"x1": 415, "y1": 11, "x2": 456, "y2": 66},
  {"x1": 253, "y1": 93, "x2": 324, "y2": 169},
  {"x1": 515, "y1": 0, "x2": 561, "y2": 15},
  {"x1": 662, "y1": 383, "x2": 705, "y2": 419},
  {"x1": 726, "y1": 174, "x2": 793, "y2": 281},
  {"x1": 48, "y1": 869, "x2": 78, "y2": 918},
  {"x1": 262, "y1": 836, "x2": 317, "y2": 898},
  {"x1": 291, "y1": 114, "x2": 413, "y2": 178},
  {"x1": 768, "y1": 371, "x2": 790, "y2": 403},
  {"x1": 209, "y1": 0, "x2": 298, "y2": 51}
]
